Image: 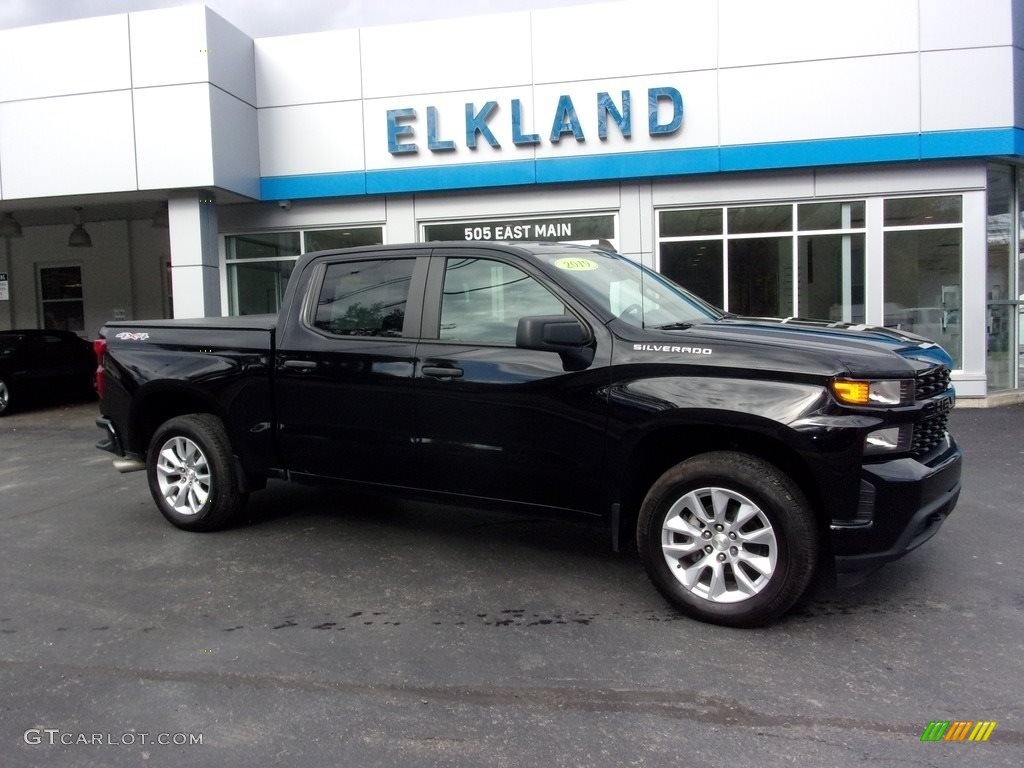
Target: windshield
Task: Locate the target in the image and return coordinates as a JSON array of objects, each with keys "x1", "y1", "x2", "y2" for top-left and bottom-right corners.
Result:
[{"x1": 535, "y1": 249, "x2": 721, "y2": 329}]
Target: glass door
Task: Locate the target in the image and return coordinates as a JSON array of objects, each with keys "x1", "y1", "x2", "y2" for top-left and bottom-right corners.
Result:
[{"x1": 986, "y1": 166, "x2": 1019, "y2": 391}]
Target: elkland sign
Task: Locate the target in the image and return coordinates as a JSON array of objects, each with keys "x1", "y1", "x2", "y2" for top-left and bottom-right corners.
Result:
[
  {"x1": 260, "y1": 84, "x2": 691, "y2": 199},
  {"x1": 386, "y1": 87, "x2": 684, "y2": 155}
]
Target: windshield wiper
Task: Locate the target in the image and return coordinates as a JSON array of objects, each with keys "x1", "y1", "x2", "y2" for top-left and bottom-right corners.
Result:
[{"x1": 650, "y1": 322, "x2": 695, "y2": 330}]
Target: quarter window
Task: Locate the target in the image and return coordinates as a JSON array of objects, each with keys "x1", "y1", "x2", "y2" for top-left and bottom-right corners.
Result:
[
  {"x1": 439, "y1": 258, "x2": 565, "y2": 345},
  {"x1": 313, "y1": 259, "x2": 415, "y2": 337}
]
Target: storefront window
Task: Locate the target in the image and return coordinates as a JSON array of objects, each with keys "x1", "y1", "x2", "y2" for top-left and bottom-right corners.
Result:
[
  {"x1": 728, "y1": 205, "x2": 791, "y2": 234},
  {"x1": 305, "y1": 227, "x2": 385, "y2": 252},
  {"x1": 798, "y1": 201, "x2": 865, "y2": 231},
  {"x1": 226, "y1": 232, "x2": 300, "y2": 260},
  {"x1": 882, "y1": 196, "x2": 963, "y2": 368},
  {"x1": 728, "y1": 237, "x2": 792, "y2": 317},
  {"x1": 1018, "y1": 169, "x2": 1024, "y2": 389},
  {"x1": 225, "y1": 226, "x2": 384, "y2": 315},
  {"x1": 658, "y1": 201, "x2": 864, "y2": 319},
  {"x1": 986, "y1": 166, "x2": 1015, "y2": 390},
  {"x1": 660, "y1": 208, "x2": 722, "y2": 238},
  {"x1": 659, "y1": 240, "x2": 723, "y2": 307},
  {"x1": 797, "y1": 233, "x2": 865, "y2": 323},
  {"x1": 884, "y1": 196, "x2": 962, "y2": 227},
  {"x1": 228, "y1": 260, "x2": 296, "y2": 316}
]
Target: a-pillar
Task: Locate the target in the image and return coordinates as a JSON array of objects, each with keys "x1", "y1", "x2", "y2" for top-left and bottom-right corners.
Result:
[{"x1": 168, "y1": 191, "x2": 221, "y2": 318}]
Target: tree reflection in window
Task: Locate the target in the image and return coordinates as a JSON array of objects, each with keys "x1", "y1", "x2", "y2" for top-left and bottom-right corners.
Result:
[
  {"x1": 440, "y1": 258, "x2": 565, "y2": 344},
  {"x1": 314, "y1": 260, "x2": 414, "y2": 337}
]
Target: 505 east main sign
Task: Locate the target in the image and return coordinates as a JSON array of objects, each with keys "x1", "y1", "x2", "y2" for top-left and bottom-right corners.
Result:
[{"x1": 386, "y1": 87, "x2": 683, "y2": 155}]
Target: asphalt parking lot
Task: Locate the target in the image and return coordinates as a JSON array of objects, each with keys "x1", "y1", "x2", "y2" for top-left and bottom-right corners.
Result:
[{"x1": 1, "y1": 401, "x2": 1022, "y2": 767}]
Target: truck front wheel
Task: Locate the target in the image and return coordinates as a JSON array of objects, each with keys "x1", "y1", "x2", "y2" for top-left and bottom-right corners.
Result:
[
  {"x1": 637, "y1": 451, "x2": 818, "y2": 627},
  {"x1": 146, "y1": 414, "x2": 248, "y2": 532}
]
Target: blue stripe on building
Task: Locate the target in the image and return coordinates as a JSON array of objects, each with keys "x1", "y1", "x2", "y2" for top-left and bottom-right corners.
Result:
[{"x1": 260, "y1": 128, "x2": 1024, "y2": 200}]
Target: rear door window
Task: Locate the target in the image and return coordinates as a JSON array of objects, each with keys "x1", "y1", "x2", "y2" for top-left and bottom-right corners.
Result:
[{"x1": 313, "y1": 259, "x2": 416, "y2": 337}]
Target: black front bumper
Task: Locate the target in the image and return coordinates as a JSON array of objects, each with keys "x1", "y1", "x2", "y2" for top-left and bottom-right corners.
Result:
[{"x1": 832, "y1": 444, "x2": 962, "y2": 574}]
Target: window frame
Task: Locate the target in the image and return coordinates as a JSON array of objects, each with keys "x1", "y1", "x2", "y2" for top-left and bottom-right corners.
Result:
[
  {"x1": 419, "y1": 250, "x2": 591, "y2": 347},
  {"x1": 880, "y1": 194, "x2": 964, "y2": 368},
  {"x1": 657, "y1": 200, "x2": 869, "y2": 317},
  {"x1": 299, "y1": 254, "x2": 429, "y2": 343},
  {"x1": 37, "y1": 263, "x2": 85, "y2": 332}
]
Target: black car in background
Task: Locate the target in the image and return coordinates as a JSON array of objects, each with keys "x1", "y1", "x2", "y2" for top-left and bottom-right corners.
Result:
[{"x1": 0, "y1": 329, "x2": 95, "y2": 416}]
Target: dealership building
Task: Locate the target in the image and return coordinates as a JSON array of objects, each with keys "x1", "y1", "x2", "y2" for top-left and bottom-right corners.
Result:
[{"x1": 0, "y1": 0, "x2": 1022, "y2": 402}]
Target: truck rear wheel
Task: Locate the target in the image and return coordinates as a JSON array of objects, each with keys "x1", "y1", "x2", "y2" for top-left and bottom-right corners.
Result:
[
  {"x1": 637, "y1": 451, "x2": 818, "y2": 627},
  {"x1": 146, "y1": 414, "x2": 247, "y2": 531},
  {"x1": 0, "y1": 377, "x2": 11, "y2": 416}
]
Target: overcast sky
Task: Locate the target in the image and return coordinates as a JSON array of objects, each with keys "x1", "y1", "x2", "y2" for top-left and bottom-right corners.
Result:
[{"x1": 0, "y1": 0, "x2": 601, "y2": 37}]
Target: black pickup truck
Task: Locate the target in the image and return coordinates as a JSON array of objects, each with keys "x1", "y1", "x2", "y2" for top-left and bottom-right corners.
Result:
[{"x1": 94, "y1": 242, "x2": 961, "y2": 626}]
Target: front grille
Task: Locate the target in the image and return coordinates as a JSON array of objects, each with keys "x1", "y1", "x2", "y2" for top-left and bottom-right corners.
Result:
[
  {"x1": 915, "y1": 365, "x2": 950, "y2": 400},
  {"x1": 910, "y1": 366, "x2": 953, "y2": 458}
]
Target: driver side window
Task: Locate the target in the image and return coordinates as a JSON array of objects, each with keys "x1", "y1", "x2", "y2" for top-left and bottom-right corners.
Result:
[{"x1": 439, "y1": 258, "x2": 565, "y2": 345}]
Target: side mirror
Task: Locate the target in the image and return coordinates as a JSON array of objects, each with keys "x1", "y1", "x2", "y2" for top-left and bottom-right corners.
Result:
[
  {"x1": 516, "y1": 315, "x2": 589, "y2": 351},
  {"x1": 516, "y1": 315, "x2": 594, "y2": 370}
]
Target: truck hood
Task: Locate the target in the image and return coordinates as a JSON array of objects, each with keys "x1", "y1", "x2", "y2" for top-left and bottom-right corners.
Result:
[
  {"x1": 712, "y1": 316, "x2": 953, "y2": 368},
  {"x1": 618, "y1": 315, "x2": 953, "y2": 379}
]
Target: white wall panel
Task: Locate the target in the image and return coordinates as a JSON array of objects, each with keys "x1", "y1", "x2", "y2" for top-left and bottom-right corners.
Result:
[
  {"x1": 531, "y1": 0, "x2": 716, "y2": 83},
  {"x1": 719, "y1": 55, "x2": 920, "y2": 145},
  {"x1": 813, "y1": 162, "x2": 986, "y2": 197},
  {"x1": 134, "y1": 84, "x2": 214, "y2": 190},
  {"x1": 206, "y1": 8, "x2": 256, "y2": 105},
  {"x1": 360, "y1": 13, "x2": 532, "y2": 98},
  {"x1": 129, "y1": 5, "x2": 209, "y2": 88},
  {"x1": 385, "y1": 197, "x2": 416, "y2": 243},
  {"x1": 255, "y1": 30, "x2": 362, "y2": 108},
  {"x1": 922, "y1": 48, "x2": 1015, "y2": 131},
  {"x1": 920, "y1": 0, "x2": 1013, "y2": 49},
  {"x1": 532, "y1": 72, "x2": 718, "y2": 159},
  {"x1": 720, "y1": 0, "x2": 918, "y2": 68},
  {"x1": 259, "y1": 101, "x2": 365, "y2": 177},
  {"x1": 413, "y1": 184, "x2": 621, "y2": 220},
  {"x1": 653, "y1": 170, "x2": 815, "y2": 206},
  {"x1": 0, "y1": 15, "x2": 130, "y2": 103},
  {"x1": 0, "y1": 91, "x2": 137, "y2": 198},
  {"x1": 219, "y1": 197, "x2": 386, "y2": 231},
  {"x1": 211, "y1": 88, "x2": 260, "y2": 198}
]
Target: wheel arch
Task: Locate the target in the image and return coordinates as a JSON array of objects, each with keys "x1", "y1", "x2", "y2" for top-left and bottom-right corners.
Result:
[
  {"x1": 615, "y1": 420, "x2": 830, "y2": 555},
  {"x1": 129, "y1": 382, "x2": 225, "y2": 458}
]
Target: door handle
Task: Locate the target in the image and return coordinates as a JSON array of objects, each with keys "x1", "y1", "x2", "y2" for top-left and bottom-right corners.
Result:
[
  {"x1": 281, "y1": 359, "x2": 318, "y2": 370},
  {"x1": 422, "y1": 365, "x2": 463, "y2": 379}
]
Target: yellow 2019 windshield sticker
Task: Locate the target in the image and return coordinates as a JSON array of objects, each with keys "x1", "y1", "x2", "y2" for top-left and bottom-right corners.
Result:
[{"x1": 553, "y1": 257, "x2": 598, "y2": 271}]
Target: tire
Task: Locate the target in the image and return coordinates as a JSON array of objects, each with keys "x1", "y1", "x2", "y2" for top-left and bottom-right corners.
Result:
[
  {"x1": 637, "y1": 451, "x2": 818, "y2": 628},
  {"x1": 0, "y1": 377, "x2": 11, "y2": 416},
  {"x1": 146, "y1": 414, "x2": 248, "y2": 531}
]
